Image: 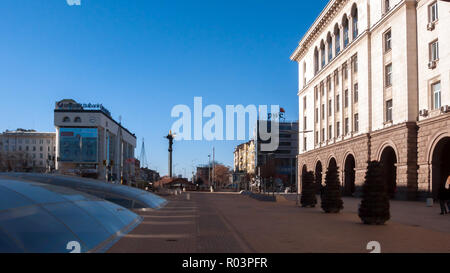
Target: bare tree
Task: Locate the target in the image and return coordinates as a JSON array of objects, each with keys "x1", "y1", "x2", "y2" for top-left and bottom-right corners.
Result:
[{"x1": 213, "y1": 164, "x2": 231, "y2": 189}]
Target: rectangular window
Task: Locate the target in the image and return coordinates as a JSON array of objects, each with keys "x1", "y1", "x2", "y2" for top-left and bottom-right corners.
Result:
[
  {"x1": 344, "y1": 89, "x2": 349, "y2": 108},
  {"x1": 385, "y1": 0, "x2": 390, "y2": 13},
  {"x1": 303, "y1": 137, "x2": 307, "y2": 151},
  {"x1": 315, "y1": 87, "x2": 318, "y2": 100},
  {"x1": 386, "y1": 100, "x2": 393, "y2": 122},
  {"x1": 328, "y1": 125, "x2": 332, "y2": 139},
  {"x1": 354, "y1": 114, "x2": 359, "y2": 132},
  {"x1": 430, "y1": 40, "x2": 439, "y2": 61},
  {"x1": 315, "y1": 108, "x2": 319, "y2": 123},
  {"x1": 335, "y1": 71, "x2": 339, "y2": 85},
  {"x1": 429, "y1": 1, "x2": 438, "y2": 23},
  {"x1": 384, "y1": 30, "x2": 392, "y2": 52},
  {"x1": 432, "y1": 82, "x2": 441, "y2": 110},
  {"x1": 321, "y1": 128, "x2": 325, "y2": 142},
  {"x1": 336, "y1": 122, "x2": 340, "y2": 137},
  {"x1": 328, "y1": 100, "x2": 332, "y2": 116},
  {"x1": 303, "y1": 116, "x2": 307, "y2": 130},
  {"x1": 344, "y1": 64, "x2": 348, "y2": 80},
  {"x1": 303, "y1": 97, "x2": 307, "y2": 110},
  {"x1": 315, "y1": 131, "x2": 319, "y2": 144},
  {"x1": 321, "y1": 104, "x2": 325, "y2": 120},
  {"x1": 353, "y1": 56, "x2": 358, "y2": 73},
  {"x1": 345, "y1": 118, "x2": 349, "y2": 135},
  {"x1": 336, "y1": 95, "x2": 340, "y2": 112},
  {"x1": 354, "y1": 83, "x2": 359, "y2": 103},
  {"x1": 385, "y1": 63, "x2": 392, "y2": 87}
]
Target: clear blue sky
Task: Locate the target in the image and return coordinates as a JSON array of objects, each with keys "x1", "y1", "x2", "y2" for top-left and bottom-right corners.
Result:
[{"x1": 0, "y1": 0, "x2": 327, "y2": 177}]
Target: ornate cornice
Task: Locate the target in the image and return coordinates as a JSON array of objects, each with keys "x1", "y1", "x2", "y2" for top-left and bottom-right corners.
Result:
[{"x1": 290, "y1": 0, "x2": 349, "y2": 61}]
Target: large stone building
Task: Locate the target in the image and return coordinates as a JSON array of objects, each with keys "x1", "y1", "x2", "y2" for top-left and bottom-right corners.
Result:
[
  {"x1": 54, "y1": 99, "x2": 137, "y2": 183},
  {"x1": 291, "y1": 0, "x2": 449, "y2": 200},
  {"x1": 0, "y1": 129, "x2": 56, "y2": 172}
]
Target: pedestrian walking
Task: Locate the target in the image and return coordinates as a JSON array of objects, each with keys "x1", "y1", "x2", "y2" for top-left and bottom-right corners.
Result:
[{"x1": 437, "y1": 183, "x2": 449, "y2": 215}]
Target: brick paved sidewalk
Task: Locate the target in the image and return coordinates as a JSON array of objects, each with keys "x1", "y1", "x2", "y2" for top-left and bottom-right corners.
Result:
[{"x1": 108, "y1": 192, "x2": 450, "y2": 253}]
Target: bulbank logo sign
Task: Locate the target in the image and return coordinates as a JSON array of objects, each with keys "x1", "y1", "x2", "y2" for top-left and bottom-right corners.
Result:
[{"x1": 66, "y1": 0, "x2": 81, "y2": 6}]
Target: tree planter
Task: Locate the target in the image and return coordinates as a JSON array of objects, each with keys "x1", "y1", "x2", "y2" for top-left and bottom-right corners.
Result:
[{"x1": 359, "y1": 161, "x2": 390, "y2": 225}]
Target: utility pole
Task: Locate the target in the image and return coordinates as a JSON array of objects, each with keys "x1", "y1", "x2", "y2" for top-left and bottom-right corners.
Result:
[
  {"x1": 212, "y1": 147, "x2": 215, "y2": 189},
  {"x1": 208, "y1": 154, "x2": 211, "y2": 186}
]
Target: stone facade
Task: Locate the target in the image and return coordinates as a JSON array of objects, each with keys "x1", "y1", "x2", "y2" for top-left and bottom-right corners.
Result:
[{"x1": 292, "y1": 0, "x2": 450, "y2": 200}]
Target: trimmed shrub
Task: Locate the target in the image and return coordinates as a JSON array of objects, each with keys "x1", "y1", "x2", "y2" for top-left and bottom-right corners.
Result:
[
  {"x1": 321, "y1": 163, "x2": 344, "y2": 213},
  {"x1": 358, "y1": 161, "x2": 391, "y2": 225},
  {"x1": 301, "y1": 171, "x2": 317, "y2": 208}
]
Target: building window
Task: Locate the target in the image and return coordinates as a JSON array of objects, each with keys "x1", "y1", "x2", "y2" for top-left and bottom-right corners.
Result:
[
  {"x1": 328, "y1": 125, "x2": 332, "y2": 139},
  {"x1": 321, "y1": 128, "x2": 325, "y2": 142},
  {"x1": 40, "y1": 146, "x2": 43, "y2": 152},
  {"x1": 315, "y1": 87, "x2": 318, "y2": 100},
  {"x1": 354, "y1": 83, "x2": 359, "y2": 103},
  {"x1": 335, "y1": 25, "x2": 341, "y2": 55},
  {"x1": 321, "y1": 104, "x2": 325, "y2": 120},
  {"x1": 343, "y1": 64, "x2": 348, "y2": 80},
  {"x1": 430, "y1": 40, "x2": 439, "y2": 62},
  {"x1": 354, "y1": 114, "x2": 359, "y2": 132},
  {"x1": 63, "y1": 117, "x2": 70, "y2": 122},
  {"x1": 343, "y1": 17, "x2": 349, "y2": 48},
  {"x1": 344, "y1": 89, "x2": 349, "y2": 108},
  {"x1": 315, "y1": 108, "x2": 319, "y2": 123},
  {"x1": 74, "y1": 117, "x2": 82, "y2": 123},
  {"x1": 328, "y1": 100, "x2": 332, "y2": 116},
  {"x1": 26, "y1": 146, "x2": 29, "y2": 151},
  {"x1": 432, "y1": 82, "x2": 441, "y2": 110},
  {"x1": 315, "y1": 131, "x2": 319, "y2": 144},
  {"x1": 352, "y1": 7, "x2": 358, "y2": 39},
  {"x1": 336, "y1": 95, "x2": 340, "y2": 112},
  {"x1": 327, "y1": 34, "x2": 333, "y2": 62},
  {"x1": 386, "y1": 99, "x2": 393, "y2": 122},
  {"x1": 429, "y1": 1, "x2": 438, "y2": 23},
  {"x1": 385, "y1": 63, "x2": 392, "y2": 87},
  {"x1": 384, "y1": 0, "x2": 390, "y2": 13},
  {"x1": 303, "y1": 97, "x2": 307, "y2": 110},
  {"x1": 384, "y1": 30, "x2": 392, "y2": 52},
  {"x1": 335, "y1": 71, "x2": 339, "y2": 85},
  {"x1": 353, "y1": 55, "x2": 358, "y2": 73},
  {"x1": 303, "y1": 137, "x2": 307, "y2": 151},
  {"x1": 345, "y1": 118, "x2": 349, "y2": 135},
  {"x1": 303, "y1": 116, "x2": 307, "y2": 130},
  {"x1": 33, "y1": 146, "x2": 36, "y2": 152},
  {"x1": 336, "y1": 122, "x2": 340, "y2": 137},
  {"x1": 40, "y1": 153, "x2": 43, "y2": 159}
]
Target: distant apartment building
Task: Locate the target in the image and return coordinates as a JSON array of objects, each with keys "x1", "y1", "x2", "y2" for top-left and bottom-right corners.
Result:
[
  {"x1": 54, "y1": 99, "x2": 137, "y2": 183},
  {"x1": 291, "y1": 0, "x2": 449, "y2": 200},
  {"x1": 0, "y1": 129, "x2": 56, "y2": 172},
  {"x1": 256, "y1": 120, "x2": 299, "y2": 190},
  {"x1": 233, "y1": 140, "x2": 256, "y2": 175}
]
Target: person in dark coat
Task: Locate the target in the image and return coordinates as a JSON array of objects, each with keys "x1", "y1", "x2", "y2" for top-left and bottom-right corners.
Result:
[{"x1": 438, "y1": 184, "x2": 449, "y2": 215}]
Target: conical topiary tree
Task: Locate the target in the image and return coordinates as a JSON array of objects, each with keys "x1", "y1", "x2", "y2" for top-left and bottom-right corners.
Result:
[
  {"x1": 301, "y1": 171, "x2": 317, "y2": 208},
  {"x1": 359, "y1": 161, "x2": 390, "y2": 225},
  {"x1": 321, "y1": 163, "x2": 344, "y2": 213}
]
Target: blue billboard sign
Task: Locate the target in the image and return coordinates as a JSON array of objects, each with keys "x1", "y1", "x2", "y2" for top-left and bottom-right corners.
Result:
[{"x1": 59, "y1": 128, "x2": 98, "y2": 163}]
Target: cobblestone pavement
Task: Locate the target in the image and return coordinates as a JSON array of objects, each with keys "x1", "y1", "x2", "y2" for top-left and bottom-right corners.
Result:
[{"x1": 108, "y1": 192, "x2": 450, "y2": 253}]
